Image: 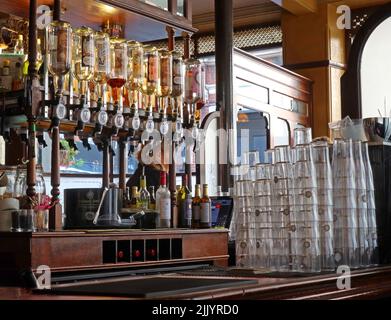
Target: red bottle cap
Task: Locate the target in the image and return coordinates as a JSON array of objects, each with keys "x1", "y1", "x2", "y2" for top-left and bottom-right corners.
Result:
[{"x1": 160, "y1": 171, "x2": 167, "y2": 186}]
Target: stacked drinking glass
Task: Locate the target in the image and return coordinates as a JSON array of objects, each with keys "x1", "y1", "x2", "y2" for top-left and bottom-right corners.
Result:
[
  {"x1": 291, "y1": 129, "x2": 321, "y2": 273},
  {"x1": 232, "y1": 130, "x2": 378, "y2": 273},
  {"x1": 352, "y1": 141, "x2": 370, "y2": 267},
  {"x1": 234, "y1": 165, "x2": 256, "y2": 268},
  {"x1": 332, "y1": 139, "x2": 360, "y2": 268},
  {"x1": 253, "y1": 163, "x2": 273, "y2": 269},
  {"x1": 312, "y1": 140, "x2": 335, "y2": 271},
  {"x1": 361, "y1": 142, "x2": 379, "y2": 266},
  {"x1": 270, "y1": 146, "x2": 293, "y2": 272}
]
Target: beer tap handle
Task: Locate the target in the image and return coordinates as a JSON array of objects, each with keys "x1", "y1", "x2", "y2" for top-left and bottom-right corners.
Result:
[
  {"x1": 37, "y1": 134, "x2": 48, "y2": 148},
  {"x1": 69, "y1": 140, "x2": 78, "y2": 151},
  {"x1": 109, "y1": 144, "x2": 116, "y2": 157},
  {"x1": 82, "y1": 138, "x2": 91, "y2": 151}
]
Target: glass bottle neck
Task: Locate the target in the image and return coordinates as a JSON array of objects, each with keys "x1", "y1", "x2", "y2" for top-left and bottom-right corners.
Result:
[
  {"x1": 203, "y1": 186, "x2": 209, "y2": 197},
  {"x1": 195, "y1": 186, "x2": 201, "y2": 197},
  {"x1": 140, "y1": 177, "x2": 147, "y2": 189}
]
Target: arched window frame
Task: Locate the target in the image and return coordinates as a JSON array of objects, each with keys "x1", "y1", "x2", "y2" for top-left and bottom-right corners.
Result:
[{"x1": 342, "y1": 3, "x2": 391, "y2": 119}]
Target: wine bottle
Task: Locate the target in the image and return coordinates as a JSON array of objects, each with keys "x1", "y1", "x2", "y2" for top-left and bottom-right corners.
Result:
[
  {"x1": 200, "y1": 184, "x2": 211, "y2": 228},
  {"x1": 156, "y1": 172, "x2": 171, "y2": 228},
  {"x1": 192, "y1": 184, "x2": 201, "y2": 229},
  {"x1": 178, "y1": 175, "x2": 192, "y2": 228},
  {"x1": 139, "y1": 175, "x2": 150, "y2": 210}
]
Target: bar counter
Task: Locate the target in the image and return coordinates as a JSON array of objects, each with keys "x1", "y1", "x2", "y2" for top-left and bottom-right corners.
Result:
[{"x1": 1, "y1": 266, "x2": 391, "y2": 300}]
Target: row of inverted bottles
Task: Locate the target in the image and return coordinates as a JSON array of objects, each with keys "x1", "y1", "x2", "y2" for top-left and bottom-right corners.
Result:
[{"x1": 233, "y1": 128, "x2": 378, "y2": 273}]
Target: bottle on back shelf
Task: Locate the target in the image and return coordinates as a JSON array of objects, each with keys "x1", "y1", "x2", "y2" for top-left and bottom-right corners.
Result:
[
  {"x1": 200, "y1": 184, "x2": 212, "y2": 228},
  {"x1": 192, "y1": 184, "x2": 202, "y2": 229},
  {"x1": 139, "y1": 175, "x2": 150, "y2": 210},
  {"x1": 123, "y1": 187, "x2": 130, "y2": 208},
  {"x1": 156, "y1": 171, "x2": 171, "y2": 228},
  {"x1": 12, "y1": 61, "x2": 23, "y2": 91},
  {"x1": 14, "y1": 35, "x2": 24, "y2": 55},
  {"x1": 178, "y1": 175, "x2": 192, "y2": 228},
  {"x1": 129, "y1": 186, "x2": 139, "y2": 209},
  {"x1": 149, "y1": 186, "x2": 156, "y2": 210}
]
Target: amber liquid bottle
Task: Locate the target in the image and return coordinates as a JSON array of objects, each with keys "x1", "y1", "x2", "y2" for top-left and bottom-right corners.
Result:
[
  {"x1": 192, "y1": 184, "x2": 201, "y2": 229},
  {"x1": 139, "y1": 176, "x2": 150, "y2": 210},
  {"x1": 178, "y1": 175, "x2": 192, "y2": 228},
  {"x1": 130, "y1": 187, "x2": 139, "y2": 209},
  {"x1": 200, "y1": 184, "x2": 212, "y2": 228}
]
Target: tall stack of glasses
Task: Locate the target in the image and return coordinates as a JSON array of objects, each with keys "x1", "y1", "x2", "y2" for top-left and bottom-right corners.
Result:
[
  {"x1": 270, "y1": 146, "x2": 293, "y2": 272},
  {"x1": 332, "y1": 139, "x2": 359, "y2": 268},
  {"x1": 253, "y1": 163, "x2": 273, "y2": 269},
  {"x1": 312, "y1": 140, "x2": 335, "y2": 271},
  {"x1": 291, "y1": 129, "x2": 321, "y2": 273},
  {"x1": 361, "y1": 142, "x2": 379, "y2": 266},
  {"x1": 233, "y1": 128, "x2": 378, "y2": 273},
  {"x1": 353, "y1": 141, "x2": 370, "y2": 267},
  {"x1": 234, "y1": 166, "x2": 256, "y2": 268}
]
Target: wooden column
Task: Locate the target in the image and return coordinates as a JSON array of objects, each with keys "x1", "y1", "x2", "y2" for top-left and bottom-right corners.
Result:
[
  {"x1": 182, "y1": 31, "x2": 193, "y2": 192},
  {"x1": 281, "y1": 2, "x2": 346, "y2": 137},
  {"x1": 102, "y1": 141, "x2": 110, "y2": 189},
  {"x1": 49, "y1": 127, "x2": 62, "y2": 230},
  {"x1": 109, "y1": 145, "x2": 114, "y2": 184},
  {"x1": 168, "y1": 0, "x2": 178, "y2": 16},
  {"x1": 184, "y1": 0, "x2": 193, "y2": 22},
  {"x1": 167, "y1": 26, "x2": 178, "y2": 228},
  {"x1": 119, "y1": 139, "x2": 127, "y2": 190},
  {"x1": 215, "y1": 0, "x2": 234, "y2": 193},
  {"x1": 182, "y1": 32, "x2": 191, "y2": 59},
  {"x1": 49, "y1": 0, "x2": 63, "y2": 231},
  {"x1": 26, "y1": 0, "x2": 38, "y2": 206}
]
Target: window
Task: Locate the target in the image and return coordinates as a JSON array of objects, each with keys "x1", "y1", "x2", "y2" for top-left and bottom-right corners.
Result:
[
  {"x1": 236, "y1": 107, "x2": 268, "y2": 163},
  {"x1": 361, "y1": 17, "x2": 391, "y2": 118},
  {"x1": 274, "y1": 118, "x2": 290, "y2": 147},
  {"x1": 39, "y1": 133, "x2": 138, "y2": 175},
  {"x1": 141, "y1": 0, "x2": 168, "y2": 11}
]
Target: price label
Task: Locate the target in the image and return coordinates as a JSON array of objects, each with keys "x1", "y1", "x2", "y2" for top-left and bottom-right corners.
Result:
[
  {"x1": 114, "y1": 114, "x2": 125, "y2": 128},
  {"x1": 80, "y1": 108, "x2": 91, "y2": 123},
  {"x1": 37, "y1": 5, "x2": 52, "y2": 30},
  {"x1": 97, "y1": 110, "x2": 108, "y2": 125},
  {"x1": 55, "y1": 103, "x2": 67, "y2": 120}
]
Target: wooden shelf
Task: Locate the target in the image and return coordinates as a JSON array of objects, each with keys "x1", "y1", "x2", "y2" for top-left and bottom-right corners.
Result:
[
  {"x1": 0, "y1": 229, "x2": 229, "y2": 285},
  {"x1": 0, "y1": 0, "x2": 197, "y2": 42}
]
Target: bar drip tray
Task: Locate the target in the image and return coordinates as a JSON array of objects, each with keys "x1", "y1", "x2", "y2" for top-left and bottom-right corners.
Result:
[{"x1": 38, "y1": 276, "x2": 257, "y2": 298}]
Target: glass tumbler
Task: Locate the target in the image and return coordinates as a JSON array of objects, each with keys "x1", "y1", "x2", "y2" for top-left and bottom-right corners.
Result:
[
  {"x1": 291, "y1": 144, "x2": 321, "y2": 273},
  {"x1": 234, "y1": 173, "x2": 256, "y2": 268},
  {"x1": 332, "y1": 139, "x2": 359, "y2": 269},
  {"x1": 270, "y1": 146, "x2": 293, "y2": 272},
  {"x1": 253, "y1": 163, "x2": 273, "y2": 269},
  {"x1": 294, "y1": 127, "x2": 313, "y2": 146},
  {"x1": 312, "y1": 140, "x2": 335, "y2": 272}
]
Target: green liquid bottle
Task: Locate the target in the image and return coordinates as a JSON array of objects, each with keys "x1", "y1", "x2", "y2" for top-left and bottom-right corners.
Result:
[{"x1": 139, "y1": 175, "x2": 150, "y2": 210}]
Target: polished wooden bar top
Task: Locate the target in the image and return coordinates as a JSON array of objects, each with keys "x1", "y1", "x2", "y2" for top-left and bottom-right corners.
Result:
[{"x1": 1, "y1": 266, "x2": 391, "y2": 300}]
